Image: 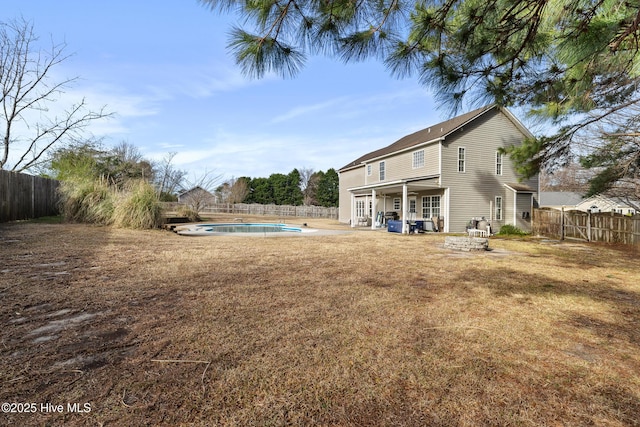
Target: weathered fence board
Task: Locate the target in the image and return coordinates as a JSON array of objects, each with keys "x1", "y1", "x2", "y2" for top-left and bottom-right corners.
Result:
[
  {"x1": 0, "y1": 170, "x2": 60, "y2": 222},
  {"x1": 162, "y1": 202, "x2": 338, "y2": 219},
  {"x1": 533, "y1": 208, "x2": 640, "y2": 246}
]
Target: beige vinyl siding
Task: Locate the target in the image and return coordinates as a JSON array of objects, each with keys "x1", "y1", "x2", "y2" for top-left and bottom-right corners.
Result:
[
  {"x1": 441, "y1": 108, "x2": 538, "y2": 232},
  {"x1": 364, "y1": 143, "x2": 439, "y2": 184},
  {"x1": 515, "y1": 192, "x2": 533, "y2": 230},
  {"x1": 338, "y1": 167, "x2": 366, "y2": 223}
]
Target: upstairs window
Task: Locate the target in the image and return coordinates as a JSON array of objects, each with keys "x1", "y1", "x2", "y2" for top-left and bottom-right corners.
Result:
[
  {"x1": 367, "y1": 164, "x2": 372, "y2": 176},
  {"x1": 496, "y1": 151, "x2": 503, "y2": 175},
  {"x1": 379, "y1": 161, "x2": 386, "y2": 181},
  {"x1": 413, "y1": 150, "x2": 424, "y2": 169},
  {"x1": 458, "y1": 147, "x2": 466, "y2": 172}
]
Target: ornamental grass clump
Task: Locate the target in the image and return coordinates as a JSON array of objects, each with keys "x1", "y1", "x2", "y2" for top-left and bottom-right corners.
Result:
[
  {"x1": 58, "y1": 177, "x2": 115, "y2": 225},
  {"x1": 112, "y1": 180, "x2": 163, "y2": 229}
]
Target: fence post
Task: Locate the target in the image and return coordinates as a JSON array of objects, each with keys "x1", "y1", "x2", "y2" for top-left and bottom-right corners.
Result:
[
  {"x1": 586, "y1": 210, "x2": 591, "y2": 242},
  {"x1": 560, "y1": 207, "x2": 565, "y2": 241}
]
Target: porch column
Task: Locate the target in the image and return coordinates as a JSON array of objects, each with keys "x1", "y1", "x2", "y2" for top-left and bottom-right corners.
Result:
[
  {"x1": 350, "y1": 193, "x2": 356, "y2": 228},
  {"x1": 402, "y1": 183, "x2": 409, "y2": 234},
  {"x1": 371, "y1": 188, "x2": 377, "y2": 229}
]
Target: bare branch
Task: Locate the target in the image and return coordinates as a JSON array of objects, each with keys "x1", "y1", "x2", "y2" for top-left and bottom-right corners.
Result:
[{"x1": 0, "y1": 18, "x2": 110, "y2": 172}]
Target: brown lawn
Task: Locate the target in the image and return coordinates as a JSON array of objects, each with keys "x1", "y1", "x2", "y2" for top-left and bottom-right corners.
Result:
[{"x1": 1, "y1": 216, "x2": 639, "y2": 426}]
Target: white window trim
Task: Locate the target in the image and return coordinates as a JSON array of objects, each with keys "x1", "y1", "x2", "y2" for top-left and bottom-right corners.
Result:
[
  {"x1": 458, "y1": 147, "x2": 466, "y2": 173},
  {"x1": 496, "y1": 151, "x2": 503, "y2": 175},
  {"x1": 393, "y1": 198, "x2": 401, "y2": 210},
  {"x1": 421, "y1": 195, "x2": 441, "y2": 219},
  {"x1": 379, "y1": 161, "x2": 386, "y2": 181},
  {"x1": 412, "y1": 149, "x2": 425, "y2": 169},
  {"x1": 495, "y1": 196, "x2": 503, "y2": 221},
  {"x1": 367, "y1": 164, "x2": 372, "y2": 176}
]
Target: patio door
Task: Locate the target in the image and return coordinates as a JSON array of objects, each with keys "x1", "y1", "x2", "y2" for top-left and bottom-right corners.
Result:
[{"x1": 408, "y1": 197, "x2": 417, "y2": 220}]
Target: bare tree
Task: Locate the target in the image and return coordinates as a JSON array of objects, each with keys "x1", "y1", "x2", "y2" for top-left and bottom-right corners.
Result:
[
  {"x1": 154, "y1": 152, "x2": 186, "y2": 199},
  {"x1": 539, "y1": 163, "x2": 593, "y2": 193},
  {"x1": 298, "y1": 167, "x2": 317, "y2": 205},
  {"x1": 0, "y1": 18, "x2": 109, "y2": 172},
  {"x1": 180, "y1": 169, "x2": 224, "y2": 212}
]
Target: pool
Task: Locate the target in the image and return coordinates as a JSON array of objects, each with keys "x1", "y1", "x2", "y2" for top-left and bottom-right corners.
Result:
[{"x1": 176, "y1": 223, "x2": 311, "y2": 236}]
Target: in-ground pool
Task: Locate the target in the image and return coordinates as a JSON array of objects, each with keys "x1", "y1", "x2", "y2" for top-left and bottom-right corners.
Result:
[{"x1": 176, "y1": 223, "x2": 314, "y2": 236}]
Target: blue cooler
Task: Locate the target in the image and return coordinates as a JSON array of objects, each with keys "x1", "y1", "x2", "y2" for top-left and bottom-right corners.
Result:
[{"x1": 387, "y1": 220, "x2": 402, "y2": 233}]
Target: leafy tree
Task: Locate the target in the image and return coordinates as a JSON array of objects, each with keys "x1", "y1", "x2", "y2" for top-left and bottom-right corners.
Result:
[
  {"x1": 47, "y1": 143, "x2": 104, "y2": 181},
  {"x1": 47, "y1": 142, "x2": 154, "y2": 188},
  {"x1": 247, "y1": 177, "x2": 273, "y2": 204},
  {"x1": 270, "y1": 173, "x2": 290, "y2": 204},
  {"x1": 315, "y1": 168, "x2": 339, "y2": 207},
  {"x1": 201, "y1": 0, "x2": 640, "y2": 196},
  {"x1": 285, "y1": 168, "x2": 304, "y2": 205},
  {"x1": 0, "y1": 18, "x2": 109, "y2": 172}
]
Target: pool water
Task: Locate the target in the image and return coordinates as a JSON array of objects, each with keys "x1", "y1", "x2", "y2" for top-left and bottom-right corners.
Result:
[
  {"x1": 176, "y1": 223, "x2": 304, "y2": 235},
  {"x1": 201, "y1": 223, "x2": 301, "y2": 233}
]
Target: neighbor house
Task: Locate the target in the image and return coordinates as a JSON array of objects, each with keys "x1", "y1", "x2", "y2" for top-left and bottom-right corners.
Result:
[
  {"x1": 539, "y1": 192, "x2": 638, "y2": 215},
  {"x1": 574, "y1": 194, "x2": 637, "y2": 215},
  {"x1": 338, "y1": 105, "x2": 539, "y2": 233},
  {"x1": 177, "y1": 186, "x2": 216, "y2": 210}
]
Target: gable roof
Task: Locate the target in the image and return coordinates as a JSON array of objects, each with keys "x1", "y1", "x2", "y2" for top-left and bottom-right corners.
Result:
[
  {"x1": 539, "y1": 191, "x2": 585, "y2": 207},
  {"x1": 177, "y1": 186, "x2": 214, "y2": 198},
  {"x1": 339, "y1": 104, "x2": 530, "y2": 172}
]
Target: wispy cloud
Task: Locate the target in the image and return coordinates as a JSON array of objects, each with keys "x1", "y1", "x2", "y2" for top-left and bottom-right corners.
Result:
[
  {"x1": 271, "y1": 97, "x2": 350, "y2": 123},
  {"x1": 270, "y1": 88, "x2": 431, "y2": 125}
]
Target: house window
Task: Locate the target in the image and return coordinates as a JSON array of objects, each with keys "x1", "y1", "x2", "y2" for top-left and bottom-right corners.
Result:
[
  {"x1": 367, "y1": 164, "x2": 372, "y2": 176},
  {"x1": 422, "y1": 196, "x2": 441, "y2": 218},
  {"x1": 496, "y1": 151, "x2": 503, "y2": 175},
  {"x1": 495, "y1": 196, "x2": 503, "y2": 220},
  {"x1": 413, "y1": 150, "x2": 424, "y2": 169},
  {"x1": 409, "y1": 199, "x2": 416, "y2": 213},
  {"x1": 355, "y1": 200, "x2": 366, "y2": 218},
  {"x1": 393, "y1": 198, "x2": 401, "y2": 210},
  {"x1": 458, "y1": 147, "x2": 466, "y2": 172},
  {"x1": 379, "y1": 161, "x2": 386, "y2": 180}
]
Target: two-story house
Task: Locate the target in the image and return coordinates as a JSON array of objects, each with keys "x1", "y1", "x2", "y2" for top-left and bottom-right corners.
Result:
[{"x1": 338, "y1": 105, "x2": 539, "y2": 233}]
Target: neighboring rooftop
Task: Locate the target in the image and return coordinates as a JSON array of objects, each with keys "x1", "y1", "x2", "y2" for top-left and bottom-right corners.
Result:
[{"x1": 539, "y1": 191, "x2": 585, "y2": 207}]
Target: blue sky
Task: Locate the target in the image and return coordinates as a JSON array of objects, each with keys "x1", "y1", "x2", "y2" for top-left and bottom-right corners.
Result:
[{"x1": 6, "y1": 1, "x2": 498, "y2": 181}]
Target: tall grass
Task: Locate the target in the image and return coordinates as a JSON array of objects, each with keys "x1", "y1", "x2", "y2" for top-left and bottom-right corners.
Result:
[
  {"x1": 58, "y1": 177, "x2": 162, "y2": 229},
  {"x1": 112, "y1": 180, "x2": 163, "y2": 229},
  {"x1": 58, "y1": 177, "x2": 115, "y2": 225}
]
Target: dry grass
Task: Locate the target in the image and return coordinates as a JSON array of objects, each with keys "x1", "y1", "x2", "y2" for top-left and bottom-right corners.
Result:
[{"x1": 1, "y1": 215, "x2": 639, "y2": 426}]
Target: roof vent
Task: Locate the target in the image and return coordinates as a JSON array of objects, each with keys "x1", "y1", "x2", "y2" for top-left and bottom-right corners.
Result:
[{"x1": 428, "y1": 128, "x2": 431, "y2": 133}]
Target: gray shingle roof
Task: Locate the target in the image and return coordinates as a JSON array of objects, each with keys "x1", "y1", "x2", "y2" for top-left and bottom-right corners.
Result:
[{"x1": 339, "y1": 104, "x2": 496, "y2": 171}]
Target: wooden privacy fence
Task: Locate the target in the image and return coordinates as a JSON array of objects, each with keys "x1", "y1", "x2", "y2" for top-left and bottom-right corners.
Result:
[
  {"x1": 0, "y1": 170, "x2": 60, "y2": 222},
  {"x1": 533, "y1": 208, "x2": 640, "y2": 246},
  {"x1": 163, "y1": 202, "x2": 338, "y2": 219}
]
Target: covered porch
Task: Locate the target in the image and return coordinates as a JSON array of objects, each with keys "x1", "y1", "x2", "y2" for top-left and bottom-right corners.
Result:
[{"x1": 347, "y1": 175, "x2": 447, "y2": 234}]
